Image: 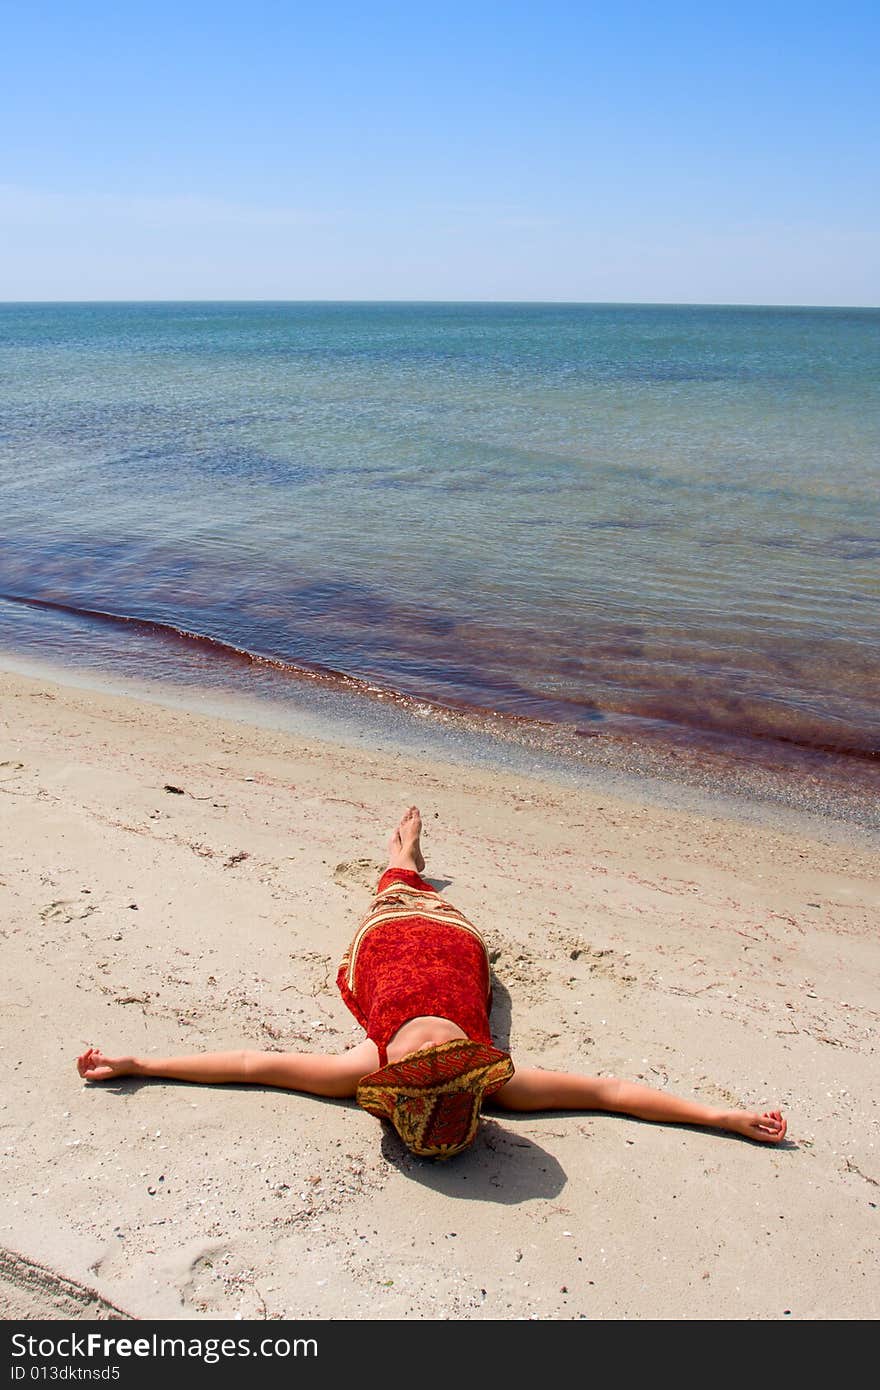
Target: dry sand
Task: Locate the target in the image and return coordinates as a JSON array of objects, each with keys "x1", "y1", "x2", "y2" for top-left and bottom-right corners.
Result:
[{"x1": 1, "y1": 663, "x2": 878, "y2": 1321}]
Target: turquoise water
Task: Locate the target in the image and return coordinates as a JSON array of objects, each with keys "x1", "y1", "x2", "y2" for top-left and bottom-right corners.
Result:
[{"x1": 1, "y1": 302, "x2": 878, "y2": 767}]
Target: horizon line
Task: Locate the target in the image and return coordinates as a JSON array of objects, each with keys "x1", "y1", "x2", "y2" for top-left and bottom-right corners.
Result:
[{"x1": 1, "y1": 297, "x2": 878, "y2": 311}]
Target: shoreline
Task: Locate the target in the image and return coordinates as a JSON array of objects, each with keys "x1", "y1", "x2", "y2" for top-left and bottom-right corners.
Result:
[
  {"x1": 1, "y1": 638, "x2": 878, "y2": 850},
  {"x1": 1, "y1": 585, "x2": 878, "y2": 842},
  {"x1": 4, "y1": 588, "x2": 879, "y2": 764},
  {"x1": 1, "y1": 660, "x2": 878, "y2": 1319}
]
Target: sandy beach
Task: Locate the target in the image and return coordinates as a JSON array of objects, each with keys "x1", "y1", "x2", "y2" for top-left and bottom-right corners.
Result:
[{"x1": 1, "y1": 661, "x2": 878, "y2": 1321}]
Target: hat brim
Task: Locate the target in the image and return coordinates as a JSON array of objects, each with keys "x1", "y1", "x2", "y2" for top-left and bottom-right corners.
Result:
[{"x1": 356, "y1": 1039, "x2": 514, "y2": 1159}]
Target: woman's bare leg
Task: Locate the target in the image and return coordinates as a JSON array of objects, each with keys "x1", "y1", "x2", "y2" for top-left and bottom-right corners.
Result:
[{"x1": 386, "y1": 804, "x2": 425, "y2": 873}]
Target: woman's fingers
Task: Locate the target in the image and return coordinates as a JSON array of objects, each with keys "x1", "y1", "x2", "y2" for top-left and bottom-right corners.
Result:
[
  {"x1": 750, "y1": 1111, "x2": 786, "y2": 1142},
  {"x1": 77, "y1": 1047, "x2": 112, "y2": 1080}
]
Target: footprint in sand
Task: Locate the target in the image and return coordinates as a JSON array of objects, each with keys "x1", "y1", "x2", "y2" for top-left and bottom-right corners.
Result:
[
  {"x1": 333, "y1": 858, "x2": 382, "y2": 892},
  {"x1": 40, "y1": 900, "x2": 99, "y2": 925},
  {"x1": 554, "y1": 932, "x2": 634, "y2": 985},
  {"x1": 501, "y1": 948, "x2": 551, "y2": 991},
  {"x1": 157, "y1": 1240, "x2": 229, "y2": 1307}
]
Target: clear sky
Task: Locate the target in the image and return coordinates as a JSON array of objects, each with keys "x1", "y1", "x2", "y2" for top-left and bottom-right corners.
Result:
[{"x1": 2, "y1": 1, "x2": 878, "y2": 303}]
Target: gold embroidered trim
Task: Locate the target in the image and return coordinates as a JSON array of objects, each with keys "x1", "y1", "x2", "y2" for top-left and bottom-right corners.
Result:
[{"x1": 342, "y1": 891, "x2": 489, "y2": 992}]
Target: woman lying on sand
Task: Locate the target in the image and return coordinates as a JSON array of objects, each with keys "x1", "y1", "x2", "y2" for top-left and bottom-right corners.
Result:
[{"x1": 77, "y1": 806, "x2": 787, "y2": 1158}]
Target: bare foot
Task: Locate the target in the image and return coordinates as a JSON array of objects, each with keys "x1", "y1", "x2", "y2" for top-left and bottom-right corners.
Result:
[
  {"x1": 728, "y1": 1109, "x2": 787, "y2": 1143},
  {"x1": 387, "y1": 805, "x2": 426, "y2": 873},
  {"x1": 76, "y1": 1048, "x2": 136, "y2": 1082}
]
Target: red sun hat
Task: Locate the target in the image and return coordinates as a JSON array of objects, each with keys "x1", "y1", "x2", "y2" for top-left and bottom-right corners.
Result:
[{"x1": 356, "y1": 1039, "x2": 514, "y2": 1159}]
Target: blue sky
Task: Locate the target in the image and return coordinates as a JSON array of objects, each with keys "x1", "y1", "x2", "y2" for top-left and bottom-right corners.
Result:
[{"x1": 2, "y1": 1, "x2": 878, "y2": 303}]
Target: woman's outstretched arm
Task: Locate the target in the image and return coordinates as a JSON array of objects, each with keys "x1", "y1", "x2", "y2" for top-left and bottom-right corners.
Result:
[
  {"x1": 76, "y1": 1038, "x2": 380, "y2": 1099},
  {"x1": 493, "y1": 1067, "x2": 787, "y2": 1143}
]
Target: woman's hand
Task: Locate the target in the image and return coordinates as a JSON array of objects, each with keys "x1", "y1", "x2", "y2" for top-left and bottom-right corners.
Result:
[
  {"x1": 725, "y1": 1109, "x2": 787, "y2": 1143},
  {"x1": 76, "y1": 1048, "x2": 137, "y2": 1082}
]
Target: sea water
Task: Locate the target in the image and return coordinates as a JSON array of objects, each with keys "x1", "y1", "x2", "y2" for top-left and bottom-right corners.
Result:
[{"x1": 1, "y1": 301, "x2": 877, "y2": 786}]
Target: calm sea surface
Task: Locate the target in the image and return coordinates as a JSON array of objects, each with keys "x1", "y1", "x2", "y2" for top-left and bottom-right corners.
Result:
[{"x1": 1, "y1": 302, "x2": 878, "y2": 776}]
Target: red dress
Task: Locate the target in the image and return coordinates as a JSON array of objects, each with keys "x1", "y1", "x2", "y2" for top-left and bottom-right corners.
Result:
[{"x1": 336, "y1": 869, "x2": 494, "y2": 1065}]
